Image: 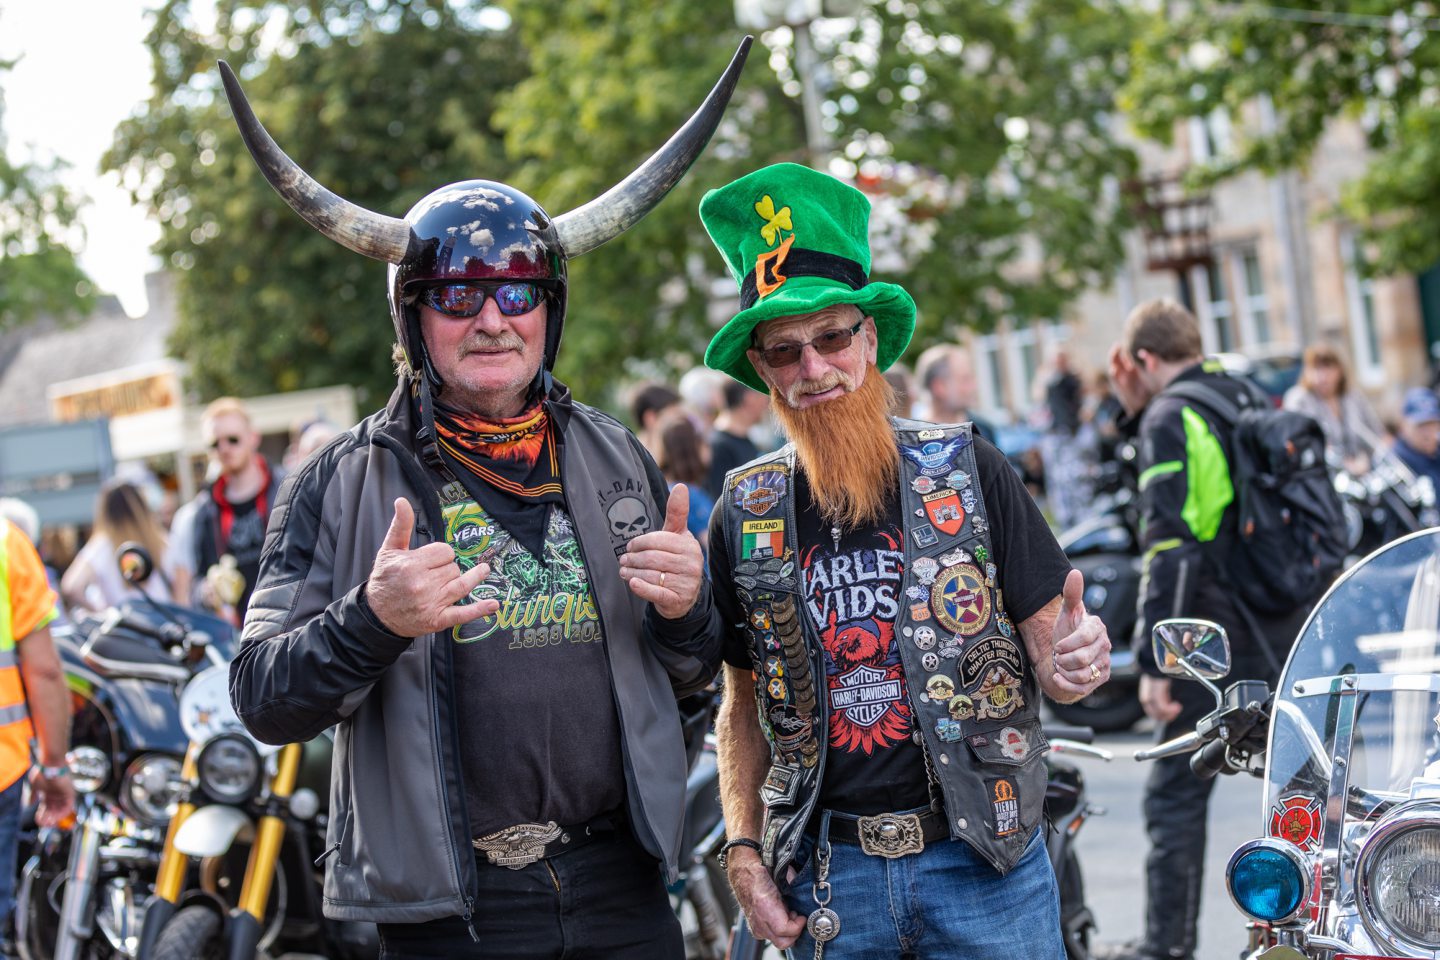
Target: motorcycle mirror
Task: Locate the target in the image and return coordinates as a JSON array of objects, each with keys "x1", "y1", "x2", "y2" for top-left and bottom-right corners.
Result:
[
  {"x1": 1152, "y1": 618, "x2": 1231, "y2": 682},
  {"x1": 116, "y1": 542, "x2": 154, "y2": 585}
]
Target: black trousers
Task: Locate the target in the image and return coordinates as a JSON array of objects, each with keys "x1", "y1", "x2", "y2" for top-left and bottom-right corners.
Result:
[
  {"x1": 1140, "y1": 651, "x2": 1279, "y2": 960},
  {"x1": 377, "y1": 832, "x2": 682, "y2": 960}
]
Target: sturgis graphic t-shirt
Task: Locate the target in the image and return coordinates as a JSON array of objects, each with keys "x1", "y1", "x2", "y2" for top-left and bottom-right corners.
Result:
[
  {"x1": 794, "y1": 473, "x2": 932, "y2": 815},
  {"x1": 441, "y1": 495, "x2": 624, "y2": 837}
]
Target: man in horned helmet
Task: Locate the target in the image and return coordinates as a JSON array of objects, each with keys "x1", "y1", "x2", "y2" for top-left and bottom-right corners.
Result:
[{"x1": 225, "y1": 42, "x2": 749, "y2": 959}]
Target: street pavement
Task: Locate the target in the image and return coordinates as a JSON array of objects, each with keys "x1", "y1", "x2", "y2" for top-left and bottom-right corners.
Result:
[{"x1": 1075, "y1": 722, "x2": 1263, "y2": 960}]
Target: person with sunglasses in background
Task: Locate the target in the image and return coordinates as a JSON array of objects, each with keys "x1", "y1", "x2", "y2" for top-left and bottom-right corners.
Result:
[
  {"x1": 700, "y1": 164, "x2": 1112, "y2": 959},
  {"x1": 223, "y1": 43, "x2": 749, "y2": 960},
  {"x1": 168, "y1": 395, "x2": 281, "y2": 620}
]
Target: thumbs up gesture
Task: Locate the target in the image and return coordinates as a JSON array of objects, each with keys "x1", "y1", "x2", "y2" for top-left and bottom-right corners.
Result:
[
  {"x1": 365, "y1": 498, "x2": 501, "y2": 638},
  {"x1": 618, "y1": 483, "x2": 704, "y2": 620},
  {"x1": 1043, "y1": 568, "x2": 1111, "y2": 703}
]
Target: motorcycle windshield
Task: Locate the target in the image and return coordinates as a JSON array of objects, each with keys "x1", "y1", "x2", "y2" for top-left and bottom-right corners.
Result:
[{"x1": 1265, "y1": 528, "x2": 1440, "y2": 847}]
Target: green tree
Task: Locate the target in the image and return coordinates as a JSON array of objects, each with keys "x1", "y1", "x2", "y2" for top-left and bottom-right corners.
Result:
[
  {"x1": 504, "y1": 0, "x2": 1142, "y2": 397},
  {"x1": 111, "y1": 0, "x2": 1141, "y2": 404},
  {"x1": 1123, "y1": 2, "x2": 1440, "y2": 274},
  {"x1": 105, "y1": 0, "x2": 525, "y2": 404},
  {"x1": 0, "y1": 57, "x2": 93, "y2": 329}
]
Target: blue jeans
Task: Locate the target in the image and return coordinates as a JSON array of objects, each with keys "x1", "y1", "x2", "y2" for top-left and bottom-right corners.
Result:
[
  {"x1": 782, "y1": 815, "x2": 1064, "y2": 960},
  {"x1": 0, "y1": 776, "x2": 23, "y2": 924}
]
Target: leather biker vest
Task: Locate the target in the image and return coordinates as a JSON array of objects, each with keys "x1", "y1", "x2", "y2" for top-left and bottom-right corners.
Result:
[{"x1": 719, "y1": 420, "x2": 1047, "y2": 877}]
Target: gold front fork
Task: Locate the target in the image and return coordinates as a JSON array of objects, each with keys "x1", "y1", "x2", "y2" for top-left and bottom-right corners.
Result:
[
  {"x1": 152, "y1": 744, "x2": 200, "y2": 903},
  {"x1": 236, "y1": 742, "x2": 301, "y2": 921}
]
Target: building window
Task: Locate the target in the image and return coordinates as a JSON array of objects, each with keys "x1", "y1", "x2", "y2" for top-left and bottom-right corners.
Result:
[
  {"x1": 1007, "y1": 322, "x2": 1040, "y2": 417},
  {"x1": 1189, "y1": 108, "x2": 1233, "y2": 163},
  {"x1": 1340, "y1": 229, "x2": 1383, "y2": 385},
  {"x1": 1194, "y1": 261, "x2": 1234, "y2": 354},
  {"x1": 1236, "y1": 248, "x2": 1270, "y2": 346},
  {"x1": 976, "y1": 332, "x2": 1005, "y2": 417}
]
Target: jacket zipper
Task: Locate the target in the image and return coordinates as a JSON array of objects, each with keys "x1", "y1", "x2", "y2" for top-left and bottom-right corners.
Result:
[
  {"x1": 555, "y1": 435, "x2": 669, "y2": 869},
  {"x1": 373, "y1": 431, "x2": 478, "y2": 919}
]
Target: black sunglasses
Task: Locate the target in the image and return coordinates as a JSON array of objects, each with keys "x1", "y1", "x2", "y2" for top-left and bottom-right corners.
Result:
[
  {"x1": 755, "y1": 319, "x2": 864, "y2": 369},
  {"x1": 413, "y1": 281, "x2": 547, "y2": 319}
]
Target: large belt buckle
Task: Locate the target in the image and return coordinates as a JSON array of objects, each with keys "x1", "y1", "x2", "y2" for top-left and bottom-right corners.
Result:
[
  {"x1": 473, "y1": 821, "x2": 566, "y2": 870},
  {"x1": 857, "y1": 812, "x2": 924, "y2": 859}
]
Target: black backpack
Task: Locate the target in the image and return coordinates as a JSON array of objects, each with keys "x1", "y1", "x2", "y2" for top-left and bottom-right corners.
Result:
[{"x1": 1162, "y1": 379, "x2": 1346, "y2": 615}]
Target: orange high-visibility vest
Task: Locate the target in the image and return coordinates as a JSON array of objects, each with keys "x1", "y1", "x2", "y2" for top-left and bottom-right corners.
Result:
[{"x1": 0, "y1": 521, "x2": 46, "y2": 791}]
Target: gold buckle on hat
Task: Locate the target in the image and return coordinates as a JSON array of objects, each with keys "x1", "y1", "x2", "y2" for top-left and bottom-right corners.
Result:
[
  {"x1": 472, "y1": 821, "x2": 567, "y2": 869},
  {"x1": 857, "y1": 813, "x2": 924, "y2": 859}
]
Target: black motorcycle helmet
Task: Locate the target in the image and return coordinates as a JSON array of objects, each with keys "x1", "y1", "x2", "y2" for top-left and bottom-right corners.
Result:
[
  {"x1": 218, "y1": 37, "x2": 750, "y2": 382},
  {"x1": 387, "y1": 180, "x2": 568, "y2": 382}
]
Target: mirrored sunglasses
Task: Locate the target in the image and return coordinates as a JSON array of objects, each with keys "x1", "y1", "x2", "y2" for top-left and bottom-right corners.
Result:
[{"x1": 416, "y1": 282, "x2": 544, "y2": 319}]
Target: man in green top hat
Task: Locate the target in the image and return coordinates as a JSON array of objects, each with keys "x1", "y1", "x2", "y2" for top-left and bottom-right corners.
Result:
[{"x1": 703, "y1": 162, "x2": 1112, "y2": 958}]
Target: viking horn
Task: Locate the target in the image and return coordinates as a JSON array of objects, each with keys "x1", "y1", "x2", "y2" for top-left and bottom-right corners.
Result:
[
  {"x1": 554, "y1": 36, "x2": 752, "y2": 258},
  {"x1": 218, "y1": 60, "x2": 416, "y2": 264}
]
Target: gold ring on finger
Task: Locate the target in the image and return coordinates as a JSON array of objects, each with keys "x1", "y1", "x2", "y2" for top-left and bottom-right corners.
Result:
[
  {"x1": 1089, "y1": 662, "x2": 1101, "y2": 682},
  {"x1": 660, "y1": 571, "x2": 666, "y2": 587}
]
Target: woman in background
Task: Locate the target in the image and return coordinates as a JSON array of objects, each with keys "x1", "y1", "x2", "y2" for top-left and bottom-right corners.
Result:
[
  {"x1": 655, "y1": 409, "x2": 715, "y2": 552},
  {"x1": 60, "y1": 480, "x2": 172, "y2": 614},
  {"x1": 1283, "y1": 343, "x2": 1385, "y2": 476}
]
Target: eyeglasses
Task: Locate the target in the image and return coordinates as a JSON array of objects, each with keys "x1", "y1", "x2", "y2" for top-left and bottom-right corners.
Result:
[
  {"x1": 414, "y1": 282, "x2": 545, "y2": 319},
  {"x1": 208, "y1": 435, "x2": 243, "y2": 450},
  {"x1": 755, "y1": 320, "x2": 863, "y2": 369}
]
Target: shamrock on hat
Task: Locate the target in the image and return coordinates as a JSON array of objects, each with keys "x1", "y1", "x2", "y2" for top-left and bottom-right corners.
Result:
[{"x1": 699, "y1": 162, "x2": 916, "y2": 392}]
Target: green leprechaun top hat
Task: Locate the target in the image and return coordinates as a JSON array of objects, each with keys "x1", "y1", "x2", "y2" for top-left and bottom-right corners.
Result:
[{"x1": 699, "y1": 162, "x2": 916, "y2": 392}]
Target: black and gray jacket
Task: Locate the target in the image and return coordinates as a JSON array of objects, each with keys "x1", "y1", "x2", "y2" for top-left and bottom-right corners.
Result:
[
  {"x1": 713, "y1": 419, "x2": 1047, "y2": 879},
  {"x1": 229, "y1": 378, "x2": 723, "y2": 923}
]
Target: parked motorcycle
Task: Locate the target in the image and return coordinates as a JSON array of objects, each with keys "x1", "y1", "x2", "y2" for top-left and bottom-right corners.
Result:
[
  {"x1": 18, "y1": 545, "x2": 233, "y2": 960},
  {"x1": 1136, "y1": 527, "x2": 1440, "y2": 959},
  {"x1": 722, "y1": 723, "x2": 1111, "y2": 960},
  {"x1": 135, "y1": 662, "x2": 376, "y2": 960},
  {"x1": 1054, "y1": 475, "x2": 1144, "y2": 733},
  {"x1": 670, "y1": 685, "x2": 736, "y2": 960},
  {"x1": 1334, "y1": 448, "x2": 1438, "y2": 563}
]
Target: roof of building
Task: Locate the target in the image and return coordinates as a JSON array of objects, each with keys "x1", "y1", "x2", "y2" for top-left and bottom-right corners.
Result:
[{"x1": 0, "y1": 274, "x2": 176, "y2": 428}]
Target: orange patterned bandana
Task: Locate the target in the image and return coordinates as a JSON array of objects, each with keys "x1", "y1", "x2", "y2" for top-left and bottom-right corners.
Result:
[{"x1": 433, "y1": 400, "x2": 562, "y2": 499}]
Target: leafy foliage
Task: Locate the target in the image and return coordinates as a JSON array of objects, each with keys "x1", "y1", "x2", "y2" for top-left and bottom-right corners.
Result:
[
  {"x1": 105, "y1": 0, "x2": 525, "y2": 405},
  {"x1": 110, "y1": 0, "x2": 1140, "y2": 404},
  {"x1": 1123, "y1": 2, "x2": 1440, "y2": 274},
  {"x1": 0, "y1": 57, "x2": 94, "y2": 329}
]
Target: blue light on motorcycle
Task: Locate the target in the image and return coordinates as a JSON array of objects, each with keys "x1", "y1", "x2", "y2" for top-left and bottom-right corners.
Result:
[{"x1": 1227, "y1": 839, "x2": 1310, "y2": 923}]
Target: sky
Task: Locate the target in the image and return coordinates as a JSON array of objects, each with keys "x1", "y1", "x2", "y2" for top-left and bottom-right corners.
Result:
[{"x1": 1, "y1": 0, "x2": 164, "y2": 317}]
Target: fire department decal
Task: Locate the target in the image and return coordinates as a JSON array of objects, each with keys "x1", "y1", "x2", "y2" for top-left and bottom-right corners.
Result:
[{"x1": 1269, "y1": 794, "x2": 1322, "y2": 852}]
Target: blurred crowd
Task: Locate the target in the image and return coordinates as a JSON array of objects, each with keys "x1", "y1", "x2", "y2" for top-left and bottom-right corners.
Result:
[
  {"x1": 10, "y1": 335, "x2": 1440, "y2": 630},
  {"x1": 0, "y1": 398, "x2": 339, "y2": 628}
]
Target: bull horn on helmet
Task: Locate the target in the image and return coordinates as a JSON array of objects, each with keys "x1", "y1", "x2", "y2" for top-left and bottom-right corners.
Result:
[
  {"x1": 553, "y1": 35, "x2": 752, "y2": 258},
  {"x1": 218, "y1": 60, "x2": 417, "y2": 264}
]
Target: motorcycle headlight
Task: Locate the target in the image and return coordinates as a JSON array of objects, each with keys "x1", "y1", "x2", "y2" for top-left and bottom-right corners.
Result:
[
  {"x1": 1356, "y1": 805, "x2": 1440, "y2": 952},
  {"x1": 197, "y1": 734, "x2": 262, "y2": 804},
  {"x1": 120, "y1": 755, "x2": 183, "y2": 825},
  {"x1": 67, "y1": 746, "x2": 109, "y2": 794},
  {"x1": 1226, "y1": 838, "x2": 1311, "y2": 924}
]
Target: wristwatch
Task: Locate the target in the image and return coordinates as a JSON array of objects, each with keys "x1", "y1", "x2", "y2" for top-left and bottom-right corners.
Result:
[
  {"x1": 718, "y1": 837, "x2": 762, "y2": 870},
  {"x1": 36, "y1": 763, "x2": 70, "y2": 779}
]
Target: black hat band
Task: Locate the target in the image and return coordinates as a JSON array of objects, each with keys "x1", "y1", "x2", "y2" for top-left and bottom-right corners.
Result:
[{"x1": 740, "y1": 247, "x2": 868, "y2": 310}]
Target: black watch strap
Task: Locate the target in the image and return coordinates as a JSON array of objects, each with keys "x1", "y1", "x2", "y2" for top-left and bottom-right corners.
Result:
[{"x1": 718, "y1": 837, "x2": 762, "y2": 870}]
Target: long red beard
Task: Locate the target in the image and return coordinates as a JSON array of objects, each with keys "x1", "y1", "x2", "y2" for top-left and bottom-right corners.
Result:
[{"x1": 771, "y1": 365, "x2": 898, "y2": 529}]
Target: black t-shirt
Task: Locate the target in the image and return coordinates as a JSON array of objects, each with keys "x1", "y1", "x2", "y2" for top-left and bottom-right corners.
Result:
[
  {"x1": 706, "y1": 429, "x2": 761, "y2": 501},
  {"x1": 437, "y1": 488, "x2": 625, "y2": 837},
  {"x1": 714, "y1": 437, "x2": 1070, "y2": 815},
  {"x1": 197, "y1": 493, "x2": 267, "y2": 617}
]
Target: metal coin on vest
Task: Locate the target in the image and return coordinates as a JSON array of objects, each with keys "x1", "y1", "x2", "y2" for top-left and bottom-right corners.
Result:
[{"x1": 931, "y1": 564, "x2": 992, "y2": 636}]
